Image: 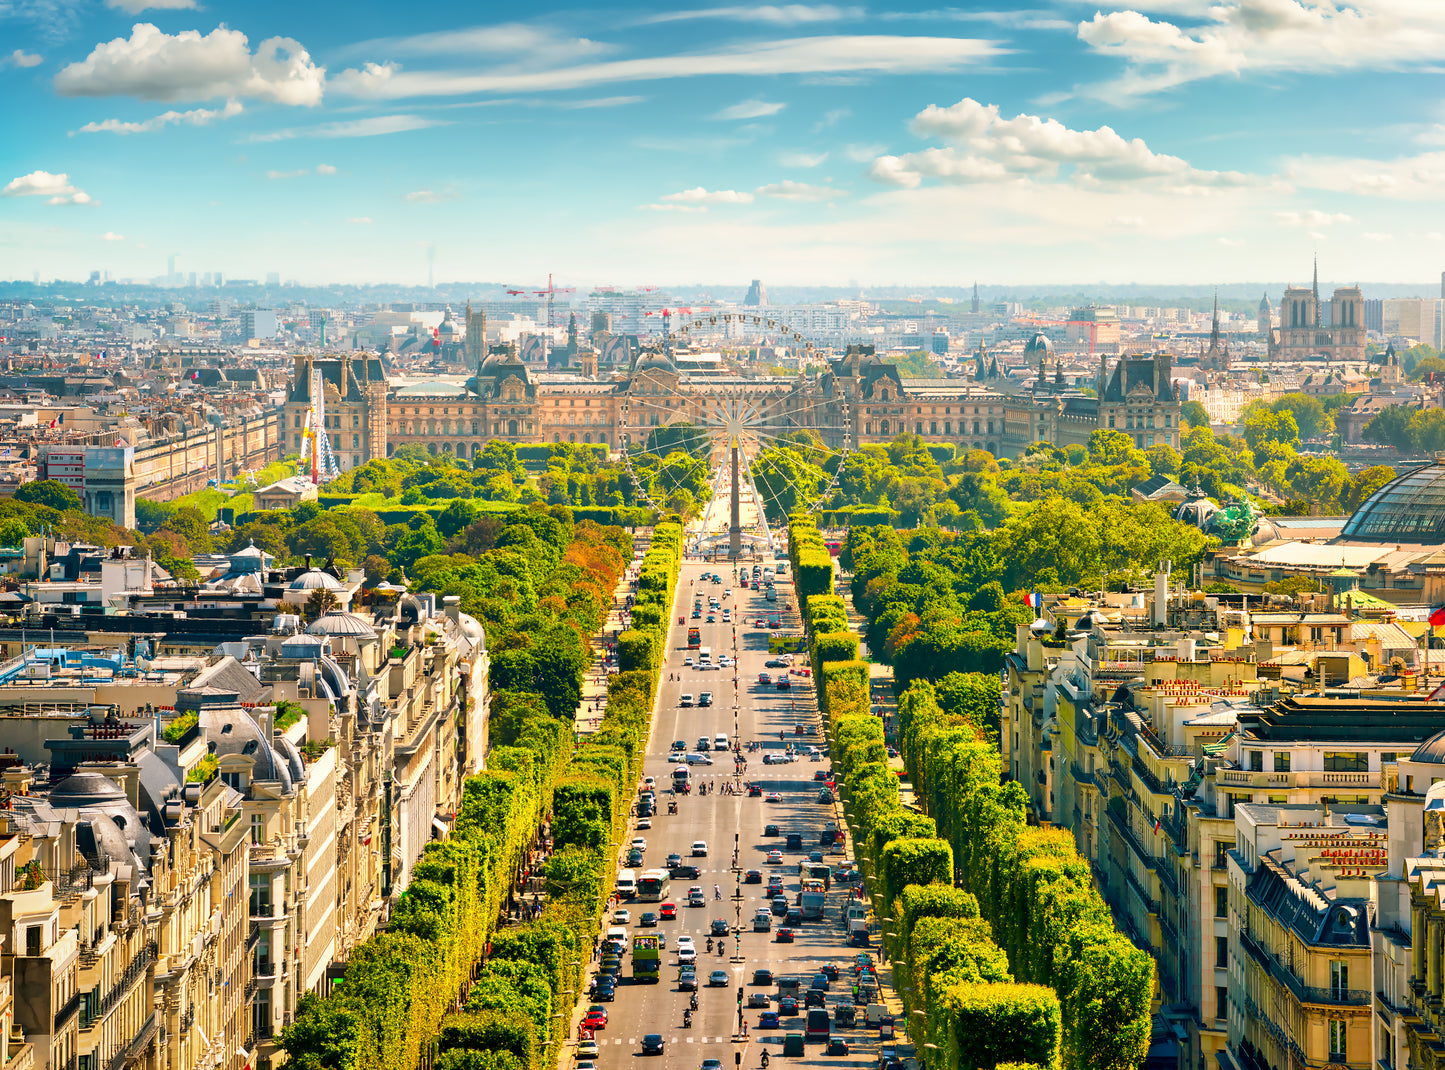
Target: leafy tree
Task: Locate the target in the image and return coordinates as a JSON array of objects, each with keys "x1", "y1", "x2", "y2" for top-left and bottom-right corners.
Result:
[
  {"x1": 15, "y1": 479, "x2": 80, "y2": 511},
  {"x1": 1240, "y1": 404, "x2": 1299, "y2": 452},
  {"x1": 1179, "y1": 399, "x2": 1210, "y2": 428},
  {"x1": 1085, "y1": 429, "x2": 1143, "y2": 468},
  {"x1": 1270, "y1": 392, "x2": 1327, "y2": 439},
  {"x1": 304, "y1": 588, "x2": 339, "y2": 621},
  {"x1": 1363, "y1": 405, "x2": 1416, "y2": 450},
  {"x1": 1144, "y1": 443, "x2": 1181, "y2": 478},
  {"x1": 0, "y1": 517, "x2": 31, "y2": 548},
  {"x1": 886, "y1": 350, "x2": 946, "y2": 378}
]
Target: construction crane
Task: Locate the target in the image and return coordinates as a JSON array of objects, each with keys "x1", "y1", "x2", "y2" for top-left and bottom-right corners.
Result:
[{"x1": 506, "y1": 274, "x2": 576, "y2": 364}]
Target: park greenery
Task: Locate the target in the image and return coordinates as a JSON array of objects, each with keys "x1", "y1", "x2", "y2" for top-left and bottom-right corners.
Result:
[
  {"x1": 284, "y1": 520, "x2": 683, "y2": 1070},
  {"x1": 790, "y1": 516, "x2": 1152, "y2": 1070}
]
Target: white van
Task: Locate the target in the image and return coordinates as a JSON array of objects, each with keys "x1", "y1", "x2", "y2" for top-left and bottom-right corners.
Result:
[
  {"x1": 615, "y1": 869, "x2": 637, "y2": 900},
  {"x1": 605, "y1": 926, "x2": 629, "y2": 953}
]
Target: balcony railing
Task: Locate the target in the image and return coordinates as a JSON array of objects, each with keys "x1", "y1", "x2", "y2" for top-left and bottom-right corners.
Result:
[
  {"x1": 89, "y1": 941, "x2": 155, "y2": 1025},
  {"x1": 53, "y1": 991, "x2": 81, "y2": 1031},
  {"x1": 1239, "y1": 928, "x2": 1369, "y2": 1006}
]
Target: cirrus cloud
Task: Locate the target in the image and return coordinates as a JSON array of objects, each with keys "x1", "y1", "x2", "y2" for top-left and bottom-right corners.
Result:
[
  {"x1": 55, "y1": 23, "x2": 324, "y2": 106},
  {"x1": 105, "y1": 0, "x2": 198, "y2": 12},
  {"x1": 75, "y1": 98, "x2": 242, "y2": 134},
  {"x1": 714, "y1": 98, "x2": 786, "y2": 120}
]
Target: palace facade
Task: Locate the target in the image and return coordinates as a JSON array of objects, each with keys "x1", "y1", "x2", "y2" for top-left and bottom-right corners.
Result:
[{"x1": 372, "y1": 340, "x2": 1180, "y2": 464}]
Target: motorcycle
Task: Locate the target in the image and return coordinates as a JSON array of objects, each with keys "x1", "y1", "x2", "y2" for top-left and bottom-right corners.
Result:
[
  {"x1": 762, "y1": 1053, "x2": 770, "y2": 1069},
  {"x1": 683, "y1": 1010, "x2": 693, "y2": 1029},
  {"x1": 690, "y1": 994, "x2": 699, "y2": 1011},
  {"x1": 668, "y1": 801, "x2": 678, "y2": 815}
]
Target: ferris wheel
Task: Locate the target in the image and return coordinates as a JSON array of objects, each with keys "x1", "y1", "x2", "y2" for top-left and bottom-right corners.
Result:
[{"x1": 618, "y1": 319, "x2": 851, "y2": 545}]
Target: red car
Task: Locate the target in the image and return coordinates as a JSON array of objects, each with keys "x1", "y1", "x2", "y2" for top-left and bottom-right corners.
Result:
[
  {"x1": 584, "y1": 1007, "x2": 608, "y2": 1030},
  {"x1": 660, "y1": 901, "x2": 677, "y2": 919}
]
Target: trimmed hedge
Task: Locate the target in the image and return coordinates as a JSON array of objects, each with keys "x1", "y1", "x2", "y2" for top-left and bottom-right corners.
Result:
[
  {"x1": 946, "y1": 984, "x2": 1060, "y2": 1070},
  {"x1": 616, "y1": 629, "x2": 656, "y2": 673}
]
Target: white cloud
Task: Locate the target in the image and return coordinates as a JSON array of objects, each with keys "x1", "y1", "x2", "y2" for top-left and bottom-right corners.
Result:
[
  {"x1": 347, "y1": 216, "x2": 372, "y2": 224},
  {"x1": 640, "y1": 5, "x2": 861, "y2": 25},
  {"x1": 662, "y1": 187, "x2": 756, "y2": 204},
  {"x1": 560, "y1": 95, "x2": 645, "y2": 108},
  {"x1": 105, "y1": 0, "x2": 197, "y2": 13},
  {"x1": 100, "y1": 231, "x2": 125, "y2": 241},
  {"x1": 2, "y1": 170, "x2": 95, "y2": 205},
  {"x1": 715, "y1": 98, "x2": 785, "y2": 120},
  {"x1": 405, "y1": 188, "x2": 459, "y2": 203},
  {"x1": 814, "y1": 107, "x2": 848, "y2": 132},
  {"x1": 267, "y1": 164, "x2": 336, "y2": 179},
  {"x1": 868, "y1": 97, "x2": 1255, "y2": 192},
  {"x1": 348, "y1": 24, "x2": 610, "y2": 65},
  {"x1": 55, "y1": 23, "x2": 324, "y2": 106},
  {"x1": 333, "y1": 35, "x2": 1000, "y2": 99},
  {"x1": 1076, "y1": 1, "x2": 1445, "y2": 100},
  {"x1": 7, "y1": 49, "x2": 43, "y2": 68},
  {"x1": 1283, "y1": 150, "x2": 1445, "y2": 200},
  {"x1": 1274, "y1": 209, "x2": 1352, "y2": 227},
  {"x1": 780, "y1": 151, "x2": 828, "y2": 167},
  {"x1": 640, "y1": 203, "x2": 709, "y2": 212},
  {"x1": 250, "y1": 114, "x2": 447, "y2": 142},
  {"x1": 74, "y1": 98, "x2": 242, "y2": 134},
  {"x1": 845, "y1": 142, "x2": 886, "y2": 161},
  {"x1": 756, "y1": 179, "x2": 845, "y2": 200}
]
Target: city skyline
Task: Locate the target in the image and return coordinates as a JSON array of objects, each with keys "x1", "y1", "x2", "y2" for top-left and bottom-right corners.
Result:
[{"x1": 3, "y1": 1, "x2": 1444, "y2": 285}]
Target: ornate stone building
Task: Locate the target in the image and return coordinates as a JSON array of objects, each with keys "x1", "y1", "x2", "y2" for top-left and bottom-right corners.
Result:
[
  {"x1": 1268, "y1": 260, "x2": 1366, "y2": 363},
  {"x1": 284, "y1": 355, "x2": 387, "y2": 471}
]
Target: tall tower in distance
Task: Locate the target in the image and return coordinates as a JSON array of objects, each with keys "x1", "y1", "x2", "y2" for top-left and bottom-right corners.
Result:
[
  {"x1": 744, "y1": 279, "x2": 767, "y2": 306},
  {"x1": 971, "y1": 282, "x2": 980, "y2": 314},
  {"x1": 1257, "y1": 293, "x2": 1272, "y2": 337},
  {"x1": 465, "y1": 302, "x2": 487, "y2": 372}
]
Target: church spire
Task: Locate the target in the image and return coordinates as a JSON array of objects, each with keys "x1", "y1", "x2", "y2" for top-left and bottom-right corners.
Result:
[
  {"x1": 1312, "y1": 254, "x2": 1320, "y2": 325},
  {"x1": 1211, "y1": 289, "x2": 1220, "y2": 346}
]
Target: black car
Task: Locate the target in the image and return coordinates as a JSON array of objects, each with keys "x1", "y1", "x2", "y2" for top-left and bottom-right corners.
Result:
[
  {"x1": 805, "y1": 990, "x2": 826, "y2": 1008},
  {"x1": 642, "y1": 1034, "x2": 664, "y2": 1055},
  {"x1": 753, "y1": 968, "x2": 775, "y2": 986},
  {"x1": 764, "y1": 823, "x2": 779, "y2": 836},
  {"x1": 678, "y1": 969, "x2": 698, "y2": 992},
  {"x1": 817, "y1": 790, "x2": 834, "y2": 804},
  {"x1": 670, "y1": 863, "x2": 701, "y2": 879},
  {"x1": 627, "y1": 849, "x2": 645, "y2": 867},
  {"x1": 711, "y1": 918, "x2": 731, "y2": 936},
  {"x1": 745, "y1": 869, "x2": 763, "y2": 884},
  {"x1": 820, "y1": 964, "x2": 840, "y2": 981},
  {"x1": 785, "y1": 908, "x2": 802, "y2": 927},
  {"x1": 594, "y1": 983, "x2": 616, "y2": 1002},
  {"x1": 813, "y1": 770, "x2": 829, "y2": 782},
  {"x1": 666, "y1": 853, "x2": 683, "y2": 868},
  {"x1": 776, "y1": 928, "x2": 794, "y2": 943}
]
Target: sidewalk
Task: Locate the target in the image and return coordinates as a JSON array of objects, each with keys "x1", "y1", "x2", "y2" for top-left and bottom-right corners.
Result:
[{"x1": 573, "y1": 529, "x2": 654, "y2": 738}]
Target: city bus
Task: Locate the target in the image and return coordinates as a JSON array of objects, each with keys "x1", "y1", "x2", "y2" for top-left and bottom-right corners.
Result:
[
  {"x1": 633, "y1": 934, "x2": 661, "y2": 983},
  {"x1": 687, "y1": 627, "x2": 701, "y2": 649},
  {"x1": 799, "y1": 878, "x2": 826, "y2": 920},
  {"x1": 636, "y1": 869, "x2": 670, "y2": 902}
]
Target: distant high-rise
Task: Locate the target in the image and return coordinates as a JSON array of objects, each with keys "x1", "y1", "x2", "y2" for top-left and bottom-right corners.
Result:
[
  {"x1": 266, "y1": 271, "x2": 280, "y2": 287},
  {"x1": 1257, "y1": 292, "x2": 1272, "y2": 337},
  {"x1": 1440, "y1": 271, "x2": 1444, "y2": 300},
  {"x1": 972, "y1": 282, "x2": 980, "y2": 314},
  {"x1": 744, "y1": 279, "x2": 767, "y2": 306},
  {"x1": 167, "y1": 254, "x2": 176, "y2": 280}
]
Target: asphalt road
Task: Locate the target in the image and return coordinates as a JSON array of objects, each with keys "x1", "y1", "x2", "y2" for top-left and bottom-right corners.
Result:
[{"x1": 576, "y1": 558, "x2": 883, "y2": 1070}]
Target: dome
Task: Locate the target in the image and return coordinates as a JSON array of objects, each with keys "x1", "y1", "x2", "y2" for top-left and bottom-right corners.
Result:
[
  {"x1": 307, "y1": 611, "x2": 378, "y2": 638},
  {"x1": 1174, "y1": 487, "x2": 1219, "y2": 530},
  {"x1": 1024, "y1": 333, "x2": 1054, "y2": 357},
  {"x1": 1411, "y1": 728, "x2": 1445, "y2": 764},
  {"x1": 1340, "y1": 460, "x2": 1445, "y2": 543},
  {"x1": 636, "y1": 348, "x2": 677, "y2": 374},
  {"x1": 438, "y1": 308, "x2": 459, "y2": 335},
  {"x1": 289, "y1": 568, "x2": 344, "y2": 592}
]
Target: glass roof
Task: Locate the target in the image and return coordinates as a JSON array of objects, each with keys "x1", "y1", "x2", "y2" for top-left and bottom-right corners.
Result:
[{"x1": 1340, "y1": 461, "x2": 1445, "y2": 542}]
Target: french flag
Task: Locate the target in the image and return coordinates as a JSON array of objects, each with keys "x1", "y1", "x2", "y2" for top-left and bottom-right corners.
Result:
[{"x1": 1026, "y1": 592, "x2": 1042, "y2": 610}]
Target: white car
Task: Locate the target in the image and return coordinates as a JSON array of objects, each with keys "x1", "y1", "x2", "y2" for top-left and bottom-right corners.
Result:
[
  {"x1": 636, "y1": 817, "x2": 652, "y2": 830},
  {"x1": 713, "y1": 734, "x2": 729, "y2": 750},
  {"x1": 613, "y1": 908, "x2": 631, "y2": 924},
  {"x1": 631, "y1": 837, "x2": 647, "y2": 851},
  {"x1": 719, "y1": 655, "x2": 734, "y2": 668},
  {"x1": 684, "y1": 656, "x2": 694, "y2": 667},
  {"x1": 685, "y1": 753, "x2": 713, "y2": 765},
  {"x1": 677, "y1": 946, "x2": 697, "y2": 964},
  {"x1": 677, "y1": 935, "x2": 695, "y2": 952},
  {"x1": 692, "y1": 840, "x2": 708, "y2": 857}
]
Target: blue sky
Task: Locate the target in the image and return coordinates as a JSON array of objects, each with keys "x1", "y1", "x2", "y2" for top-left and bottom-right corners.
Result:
[{"x1": 3, "y1": 0, "x2": 1445, "y2": 288}]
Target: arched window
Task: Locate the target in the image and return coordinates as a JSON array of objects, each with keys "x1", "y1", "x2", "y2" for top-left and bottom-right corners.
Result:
[
  {"x1": 986, "y1": 442, "x2": 996, "y2": 454},
  {"x1": 475, "y1": 442, "x2": 483, "y2": 457},
  {"x1": 508, "y1": 419, "x2": 519, "y2": 436},
  {"x1": 428, "y1": 442, "x2": 437, "y2": 455},
  {"x1": 584, "y1": 433, "x2": 592, "y2": 443},
  {"x1": 472, "y1": 420, "x2": 480, "y2": 434},
  {"x1": 569, "y1": 432, "x2": 576, "y2": 442},
  {"x1": 880, "y1": 420, "x2": 889, "y2": 434},
  {"x1": 599, "y1": 432, "x2": 607, "y2": 444}
]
